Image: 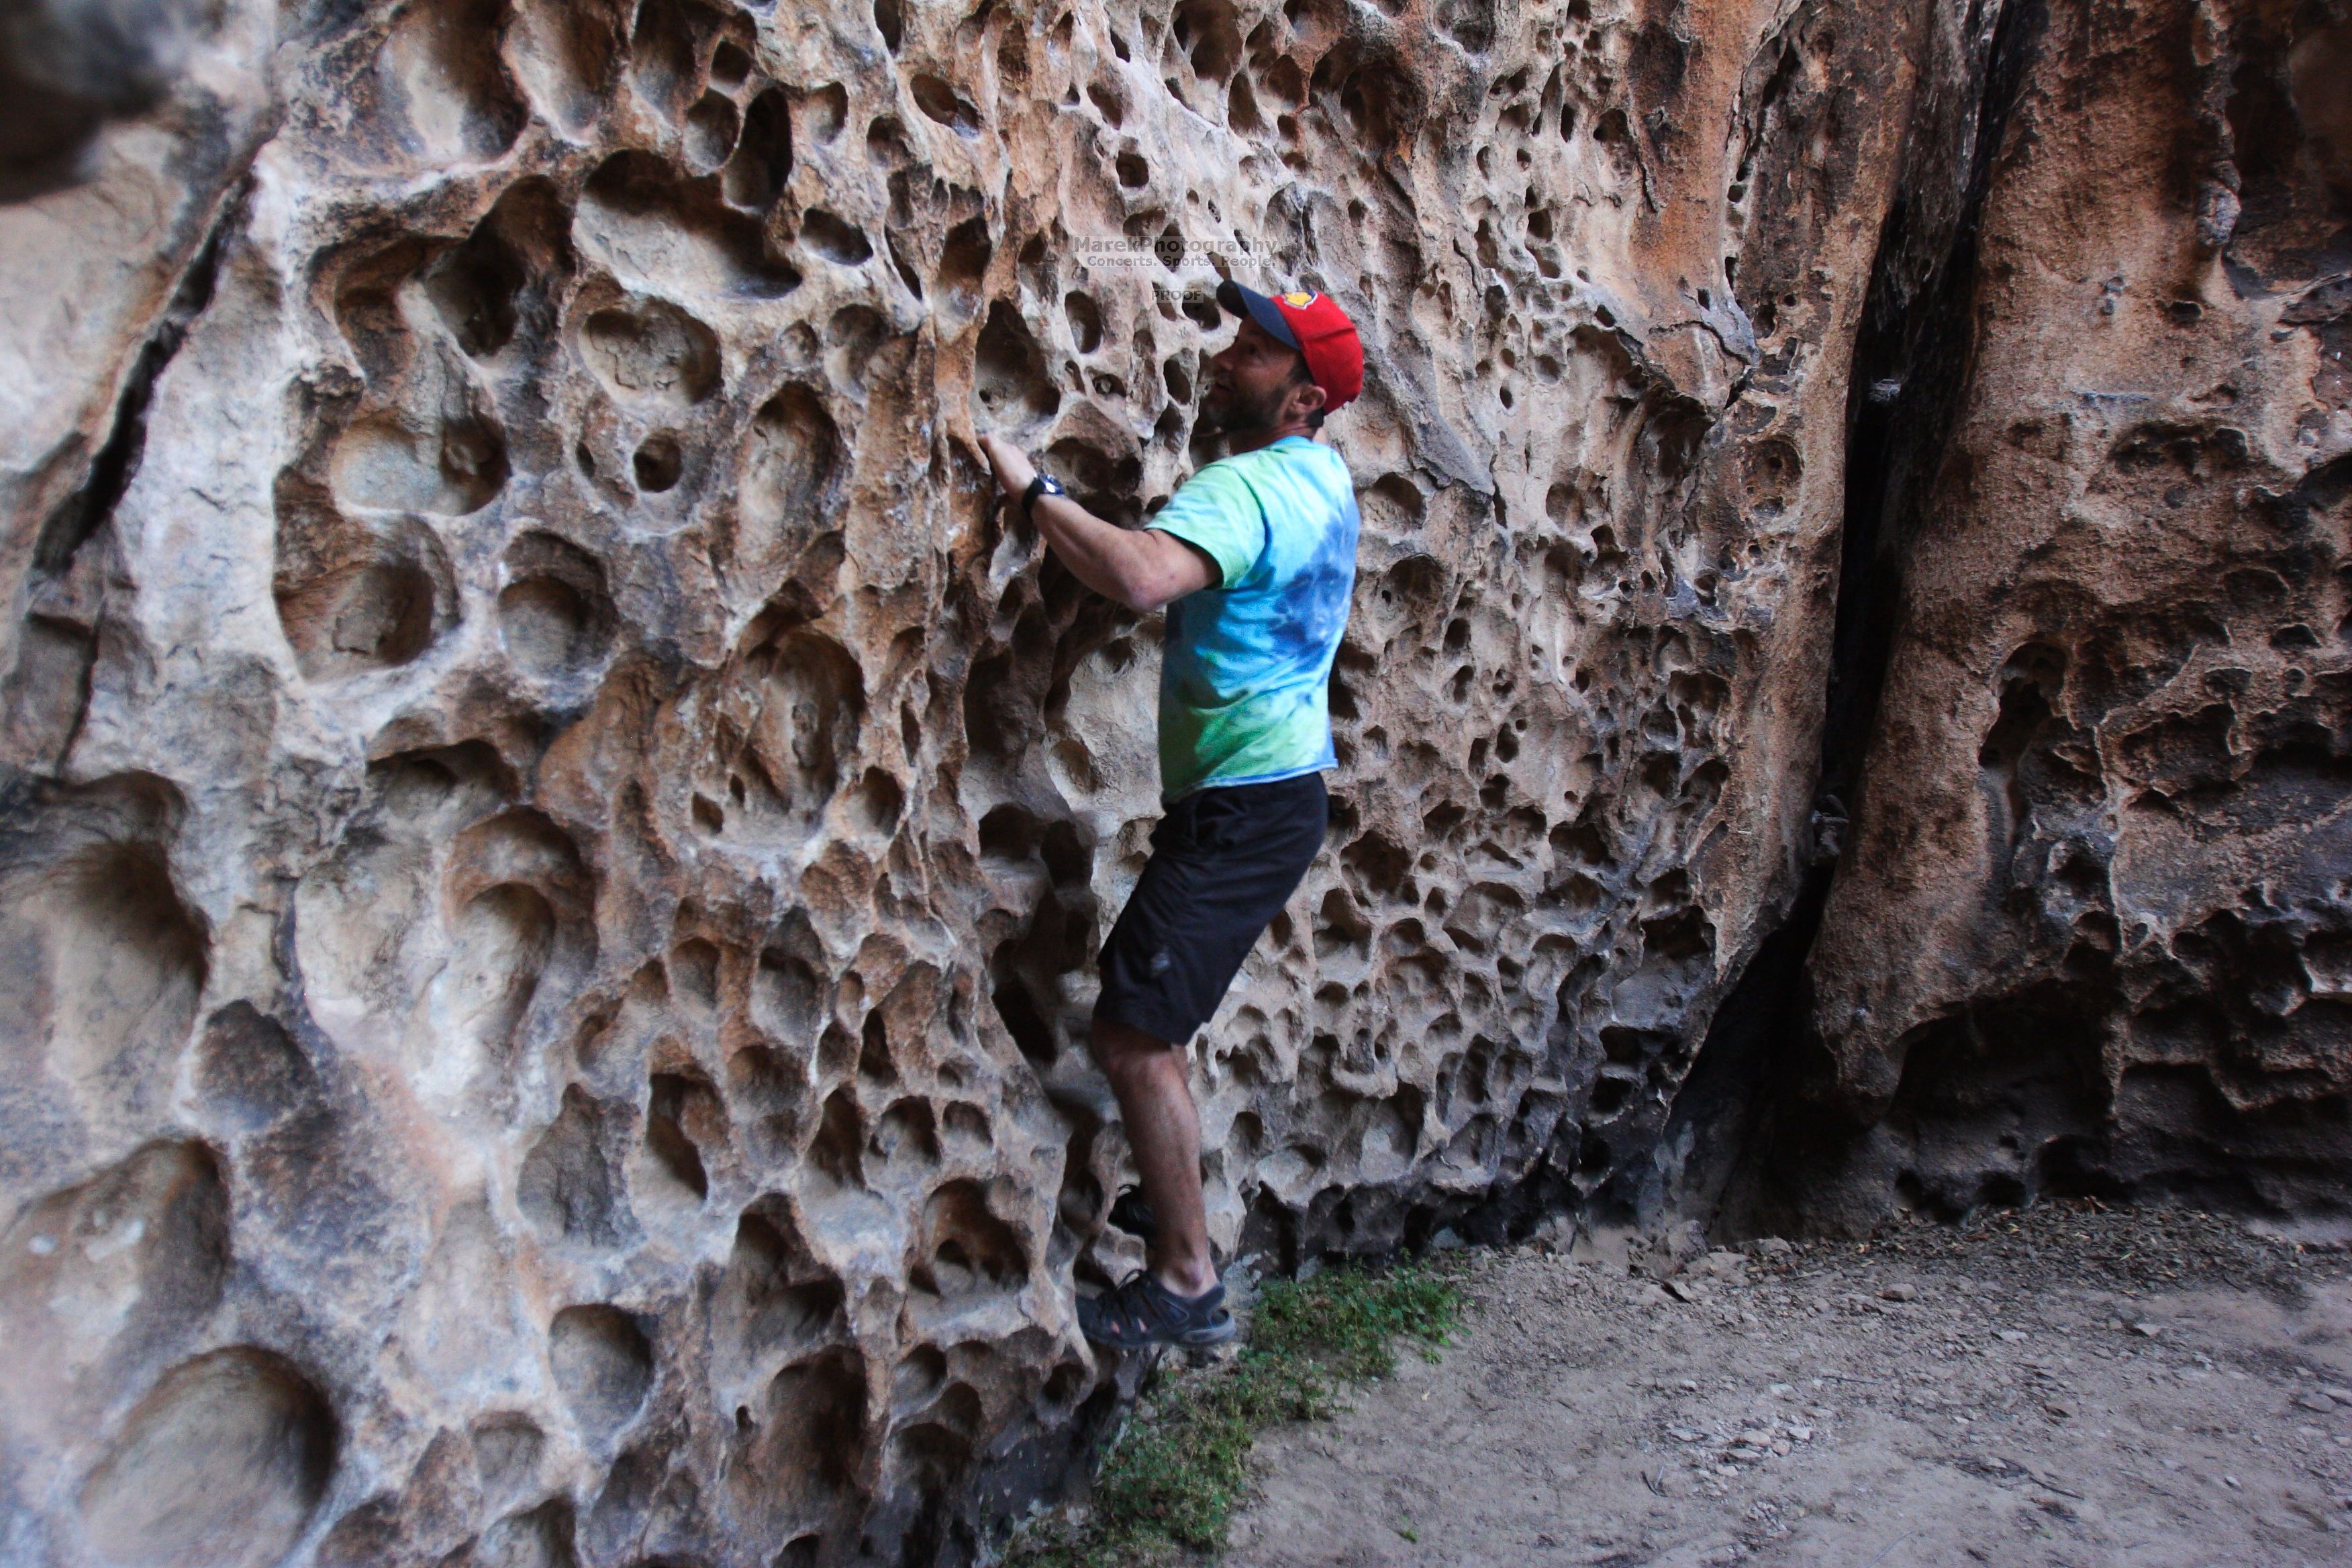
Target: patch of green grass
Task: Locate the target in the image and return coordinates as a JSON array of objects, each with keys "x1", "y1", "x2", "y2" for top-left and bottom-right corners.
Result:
[{"x1": 1006, "y1": 1260, "x2": 1461, "y2": 1567}]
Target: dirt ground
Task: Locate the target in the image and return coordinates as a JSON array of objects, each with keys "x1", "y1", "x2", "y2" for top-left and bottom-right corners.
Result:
[{"x1": 1222, "y1": 1207, "x2": 2352, "y2": 1567}]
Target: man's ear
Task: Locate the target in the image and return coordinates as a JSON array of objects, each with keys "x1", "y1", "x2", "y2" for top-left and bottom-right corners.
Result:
[{"x1": 1288, "y1": 377, "x2": 1328, "y2": 424}]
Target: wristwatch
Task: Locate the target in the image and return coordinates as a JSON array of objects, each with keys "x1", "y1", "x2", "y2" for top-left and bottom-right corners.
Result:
[{"x1": 1021, "y1": 471, "x2": 1066, "y2": 525}]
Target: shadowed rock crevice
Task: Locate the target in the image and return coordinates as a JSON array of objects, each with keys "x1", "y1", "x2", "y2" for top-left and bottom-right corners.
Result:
[
  {"x1": 1665, "y1": 0, "x2": 2054, "y2": 1240},
  {"x1": 32, "y1": 181, "x2": 238, "y2": 579}
]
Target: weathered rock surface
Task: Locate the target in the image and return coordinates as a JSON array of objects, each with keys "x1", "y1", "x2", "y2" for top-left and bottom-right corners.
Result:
[
  {"x1": 0, "y1": 0, "x2": 2342, "y2": 1563},
  {"x1": 1775, "y1": 0, "x2": 2352, "y2": 1230}
]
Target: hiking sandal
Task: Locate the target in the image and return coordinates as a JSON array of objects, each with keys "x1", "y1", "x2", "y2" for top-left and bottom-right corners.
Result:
[
  {"x1": 1079, "y1": 1270, "x2": 1237, "y2": 1349},
  {"x1": 1107, "y1": 1187, "x2": 1159, "y2": 1242}
]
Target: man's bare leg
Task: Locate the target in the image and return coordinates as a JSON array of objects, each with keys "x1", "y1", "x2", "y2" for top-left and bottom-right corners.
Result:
[{"x1": 1091, "y1": 1016, "x2": 1219, "y2": 1297}]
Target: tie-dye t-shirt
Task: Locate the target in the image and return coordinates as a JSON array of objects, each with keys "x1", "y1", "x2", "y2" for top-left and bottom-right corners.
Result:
[{"x1": 1145, "y1": 436, "x2": 1361, "y2": 801}]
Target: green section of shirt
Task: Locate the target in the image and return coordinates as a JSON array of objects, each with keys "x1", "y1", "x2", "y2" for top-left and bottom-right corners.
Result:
[{"x1": 1149, "y1": 460, "x2": 1264, "y2": 588}]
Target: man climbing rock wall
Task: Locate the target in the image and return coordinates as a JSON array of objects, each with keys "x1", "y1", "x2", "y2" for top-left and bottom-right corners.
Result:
[{"x1": 0, "y1": 0, "x2": 2340, "y2": 1563}]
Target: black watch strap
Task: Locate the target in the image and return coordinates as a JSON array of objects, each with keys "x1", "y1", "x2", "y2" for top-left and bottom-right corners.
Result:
[{"x1": 1021, "y1": 472, "x2": 1063, "y2": 524}]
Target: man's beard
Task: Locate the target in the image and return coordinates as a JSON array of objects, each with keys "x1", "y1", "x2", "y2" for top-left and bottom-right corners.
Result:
[{"x1": 1199, "y1": 379, "x2": 1290, "y2": 437}]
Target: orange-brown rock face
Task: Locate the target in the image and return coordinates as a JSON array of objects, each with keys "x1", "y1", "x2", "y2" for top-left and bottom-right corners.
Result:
[
  {"x1": 0, "y1": 0, "x2": 2335, "y2": 1561},
  {"x1": 1788, "y1": 0, "x2": 2352, "y2": 1230}
]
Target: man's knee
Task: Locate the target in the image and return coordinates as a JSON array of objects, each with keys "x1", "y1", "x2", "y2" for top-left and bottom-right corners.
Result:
[{"x1": 1091, "y1": 1015, "x2": 1179, "y2": 1081}]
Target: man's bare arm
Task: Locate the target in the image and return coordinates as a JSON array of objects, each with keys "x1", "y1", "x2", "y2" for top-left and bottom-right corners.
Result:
[{"x1": 979, "y1": 435, "x2": 1216, "y2": 613}]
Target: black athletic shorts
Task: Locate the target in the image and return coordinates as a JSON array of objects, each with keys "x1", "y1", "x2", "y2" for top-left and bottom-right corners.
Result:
[{"x1": 1094, "y1": 772, "x2": 1328, "y2": 1045}]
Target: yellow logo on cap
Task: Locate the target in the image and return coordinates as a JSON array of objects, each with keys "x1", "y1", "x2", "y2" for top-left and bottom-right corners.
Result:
[{"x1": 1279, "y1": 291, "x2": 1319, "y2": 309}]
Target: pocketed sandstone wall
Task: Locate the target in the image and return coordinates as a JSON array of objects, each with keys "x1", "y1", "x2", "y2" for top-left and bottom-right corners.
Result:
[{"x1": 4, "y1": 0, "x2": 2335, "y2": 1564}]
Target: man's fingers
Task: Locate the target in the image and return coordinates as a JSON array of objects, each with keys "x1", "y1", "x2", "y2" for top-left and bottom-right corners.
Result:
[
  {"x1": 980, "y1": 438, "x2": 1018, "y2": 493},
  {"x1": 978, "y1": 438, "x2": 1035, "y2": 499}
]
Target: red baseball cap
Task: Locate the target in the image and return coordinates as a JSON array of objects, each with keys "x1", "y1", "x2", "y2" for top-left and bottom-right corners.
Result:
[{"x1": 1216, "y1": 281, "x2": 1365, "y2": 412}]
